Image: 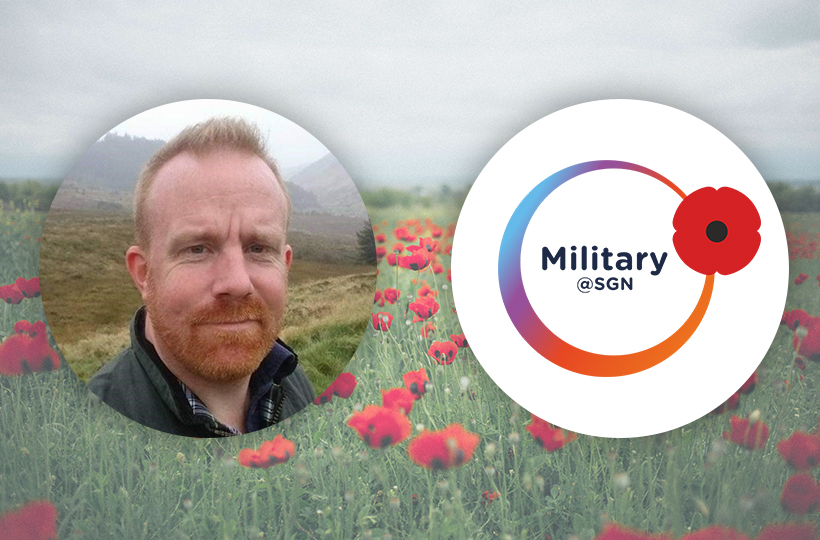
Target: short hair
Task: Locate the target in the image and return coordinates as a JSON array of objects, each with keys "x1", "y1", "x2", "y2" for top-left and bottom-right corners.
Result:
[{"x1": 133, "y1": 117, "x2": 291, "y2": 249}]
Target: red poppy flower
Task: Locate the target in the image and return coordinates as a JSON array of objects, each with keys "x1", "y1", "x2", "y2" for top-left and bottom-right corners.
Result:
[
  {"x1": 672, "y1": 187, "x2": 761, "y2": 275},
  {"x1": 781, "y1": 473, "x2": 820, "y2": 514},
  {"x1": 383, "y1": 287, "x2": 400, "y2": 304},
  {"x1": 481, "y1": 490, "x2": 500, "y2": 508},
  {"x1": 738, "y1": 371, "x2": 757, "y2": 394},
  {"x1": 0, "y1": 284, "x2": 24, "y2": 305},
  {"x1": 313, "y1": 372, "x2": 357, "y2": 405},
  {"x1": 795, "y1": 326, "x2": 820, "y2": 362},
  {"x1": 710, "y1": 392, "x2": 740, "y2": 415},
  {"x1": 392, "y1": 242, "x2": 405, "y2": 253},
  {"x1": 593, "y1": 523, "x2": 673, "y2": 540},
  {"x1": 375, "y1": 233, "x2": 386, "y2": 243},
  {"x1": 420, "y1": 322, "x2": 436, "y2": 338},
  {"x1": 783, "y1": 309, "x2": 817, "y2": 331},
  {"x1": 482, "y1": 490, "x2": 499, "y2": 501},
  {"x1": 330, "y1": 372, "x2": 357, "y2": 398},
  {"x1": 372, "y1": 312, "x2": 393, "y2": 331},
  {"x1": 393, "y1": 226, "x2": 416, "y2": 242},
  {"x1": 447, "y1": 269, "x2": 452, "y2": 281},
  {"x1": 0, "y1": 499, "x2": 58, "y2": 540},
  {"x1": 407, "y1": 423, "x2": 480, "y2": 470},
  {"x1": 430, "y1": 224, "x2": 443, "y2": 238},
  {"x1": 417, "y1": 237, "x2": 438, "y2": 254},
  {"x1": 416, "y1": 284, "x2": 438, "y2": 298},
  {"x1": 403, "y1": 368, "x2": 429, "y2": 399},
  {"x1": 14, "y1": 320, "x2": 46, "y2": 339},
  {"x1": 238, "y1": 434, "x2": 296, "y2": 468},
  {"x1": 398, "y1": 252, "x2": 430, "y2": 271},
  {"x1": 428, "y1": 341, "x2": 458, "y2": 365},
  {"x1": 722, "y1": 415, "x2": 769, "y2": 450},
  {"x1": 347, "y1": 405, "x2": 412, "y2": 448},
  {"x1": 313, "y1": 385, "x2": 334, "y2": 405},
  {"x1": 381, "y1": 387, "x2": 416, "y2": 415},
  {"x1": 0, "y1": 334, "x2": 61, "y2": 376},
  {"x1": 755, "y1": 523, "x2": 818, "y2": 540},
  {"x1": 525, "y1": 413, "x2": 577, "y2": 452},
  {"x1": 15, "y1": 278, "x2": 40, "y2": 298},
  {"x1": 387, "y1": 253, "x2": 398, "y2": 266},
  {"x1": 778, "y1": 431, "x2": 820, "y2": 470},
  {"x1": 450, "y1": 333, "x2": 468, "y2": 348},
  {"x1": 679, "y1": 525, "x2": 748, "y2": 540},
  {"x1": 409, "y1": 297, "x2": 439, "y2": 320},
  {"x1": 796, "y1": 273, "x2": 810, "y2": 285},
  {"x1": 374, "y1": 290, "x2": 384, "y2": 306},
  {"x1": 796, "y1": 357, "x2": 808, "y2": 371},
  {"x1": 376, "y1": 246, "x2": 387, "y2": 260}
]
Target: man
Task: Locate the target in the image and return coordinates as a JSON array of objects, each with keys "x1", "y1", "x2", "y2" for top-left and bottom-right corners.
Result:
[{"x1": 89, "y1": 117, "x2": 315, "y2": 437}]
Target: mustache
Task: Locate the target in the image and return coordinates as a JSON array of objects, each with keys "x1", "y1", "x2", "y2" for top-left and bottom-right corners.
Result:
[{"x1": 187, "y1": 297, "x2": 272, "y2": 326}]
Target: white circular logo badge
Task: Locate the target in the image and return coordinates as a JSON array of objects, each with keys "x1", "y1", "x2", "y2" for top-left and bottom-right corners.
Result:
[{"x1": 453, "y1": 100, "x2": 788, "y2": 438}]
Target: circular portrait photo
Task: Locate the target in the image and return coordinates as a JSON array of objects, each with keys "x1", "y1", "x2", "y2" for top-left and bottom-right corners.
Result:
[{"x1": 40, "y1": 99, "x2": 376, "y2": 437}]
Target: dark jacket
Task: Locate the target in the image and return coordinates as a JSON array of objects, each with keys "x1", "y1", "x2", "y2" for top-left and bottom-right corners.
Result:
[{"x1": 88, "y1": 307, "x2": 315, "y2": 437}]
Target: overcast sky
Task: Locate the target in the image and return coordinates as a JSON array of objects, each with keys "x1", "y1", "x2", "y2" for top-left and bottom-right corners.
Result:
[
  {"x1": 1, "y1": 1, "x2": 818, "y2": 188},
  {"x1": 107, "y1": 100, "x2": 331, "y2": 175}
]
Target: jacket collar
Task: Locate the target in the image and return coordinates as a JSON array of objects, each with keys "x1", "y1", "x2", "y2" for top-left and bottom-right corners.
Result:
[{"x1": 128, "y1": 306, "x2": 298, "y2": 431}]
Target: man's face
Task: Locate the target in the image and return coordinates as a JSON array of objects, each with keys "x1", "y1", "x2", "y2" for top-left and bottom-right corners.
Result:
[{"x1": 139, "y1": 148, "x2": 292, "y2": 383}]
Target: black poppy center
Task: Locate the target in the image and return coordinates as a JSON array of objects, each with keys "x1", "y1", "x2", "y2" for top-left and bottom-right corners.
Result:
[{"x1": 706, "y1": 221, "x2": 728, "y2": 243}]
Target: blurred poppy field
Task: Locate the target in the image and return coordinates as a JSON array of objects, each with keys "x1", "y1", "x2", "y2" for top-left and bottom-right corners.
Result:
[{"x1": 3, "y1": 198, "x2": 820, "y2": 539}]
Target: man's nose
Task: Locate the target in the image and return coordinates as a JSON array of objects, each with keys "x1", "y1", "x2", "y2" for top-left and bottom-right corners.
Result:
[{"x1": 211, "y1": 246, "x2": 254, "y2": 298}]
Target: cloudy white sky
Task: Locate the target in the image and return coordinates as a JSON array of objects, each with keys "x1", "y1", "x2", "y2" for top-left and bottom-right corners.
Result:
[
  {"x1": 106, "y1": 100, "x2": 332, "y2": 175},
  {"x1": 1, "y1": 1, "x2": 818, "y2": 187}
]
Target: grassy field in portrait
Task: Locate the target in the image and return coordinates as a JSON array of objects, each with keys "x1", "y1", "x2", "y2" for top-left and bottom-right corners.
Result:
[
  {"x1": 38, "y1": 208, "x2": 375, "y2": 392},
  {"x1": 3, "y1": 201, "x2": 820, "y2": 539}
]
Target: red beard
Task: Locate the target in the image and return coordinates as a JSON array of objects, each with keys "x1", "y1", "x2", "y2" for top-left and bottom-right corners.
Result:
[{"x1": 144, "y1": 274, "x2": 282, "y2": 383}]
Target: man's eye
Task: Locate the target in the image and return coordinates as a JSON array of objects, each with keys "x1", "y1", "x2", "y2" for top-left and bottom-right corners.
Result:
[
  {"x1": 188, "y1": 245, "x2": 206, "y2": 255},
  {"x1": 249, "y1": 244, "x2": 270, "y2": 254}
]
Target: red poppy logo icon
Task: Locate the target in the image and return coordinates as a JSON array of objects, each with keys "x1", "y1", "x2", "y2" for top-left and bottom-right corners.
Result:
[{"x1": 672, "y1": 187, "x2": 761, "y2": 276}]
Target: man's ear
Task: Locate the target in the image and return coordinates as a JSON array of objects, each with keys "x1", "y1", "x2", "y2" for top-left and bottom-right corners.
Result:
[
  {"x1": 125, "y1": 245, "x2": 149, "y2": 298},
  {"x1": 284, "y1": 244, "x2": 293, "y2": 271}
]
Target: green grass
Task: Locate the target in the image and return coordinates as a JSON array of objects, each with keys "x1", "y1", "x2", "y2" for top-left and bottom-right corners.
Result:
[{"x1": 2, "y1": 203, "x2": 820, "y2": 539}]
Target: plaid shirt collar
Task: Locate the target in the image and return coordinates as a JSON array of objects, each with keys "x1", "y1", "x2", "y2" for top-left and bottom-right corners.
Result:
[
  {"x1": 135, "y1": 307, "x2": 296, "y2": 436},
  {"x1": 177, "y1": 378, "x2": 284, "y2": 436}
]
